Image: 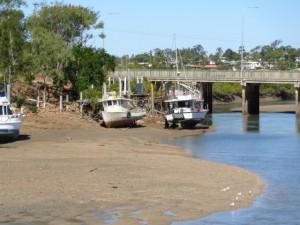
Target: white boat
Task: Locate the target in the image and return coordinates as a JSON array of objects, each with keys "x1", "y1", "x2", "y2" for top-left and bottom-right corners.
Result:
[
  {"x1": 0, "y1": 92, "x2": 25, "y2": 139},
  {"x1": 100, "y1": 92, "x2": 146, "y2": 128},
  {"x1": 164, "y1": 83, "x2": 208, "y2": 129},
  {"x1": 163, "y1": 37, "x2": 208, "y2": 128}
]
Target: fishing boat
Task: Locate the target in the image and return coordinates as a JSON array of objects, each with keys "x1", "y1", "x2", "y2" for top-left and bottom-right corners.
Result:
[
  {"x1": 0, "y1": 92, "x2": 25, "y2": 139},
  {"x1": 164, "y1": 82, "x2": 208, "y2": 129},
  {"x1": 100, "y1": 91, "x2": 146, "y2": 128},
  {"x1": 163, "y1": 38, "x2": 208, "y2": 129}
]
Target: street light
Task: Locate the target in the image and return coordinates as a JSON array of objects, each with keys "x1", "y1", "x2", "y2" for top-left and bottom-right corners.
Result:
[{"x1": 240, "y1": 6, "x2": 259, "y2": 84}]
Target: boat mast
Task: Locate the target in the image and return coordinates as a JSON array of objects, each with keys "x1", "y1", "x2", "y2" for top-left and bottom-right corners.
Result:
[{"x1": 174, "y1": 34, "x2": 179, "y2": 76}]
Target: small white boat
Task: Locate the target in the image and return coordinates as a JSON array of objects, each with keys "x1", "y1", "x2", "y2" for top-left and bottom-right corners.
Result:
[
  {"x1": 164, "y1": 83, "x2": 208, "y2": 129},
  {"x1": 0, "y1": 93, "x2": 25, "y2": 139},
  {"x1": 100, "y1": 92, "x2": 146, "y2": 128}
]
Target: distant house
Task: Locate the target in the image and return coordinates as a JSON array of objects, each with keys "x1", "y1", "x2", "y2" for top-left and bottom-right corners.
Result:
[
  {"x1": 185, "y1": 62, "x2": 218, "y2": 70},
  {"x1": 244, "y1": 61, "x2": 263, "y2": 70},
  {"x1": 296, "y1": 57, "x2": 300, "y2": 67},
  {"x1": 203, "y1": 64, "x2": 217, "y2": 69},
  {"x1": 221, "y1": 58, "x2": 238, "y2": 65}
]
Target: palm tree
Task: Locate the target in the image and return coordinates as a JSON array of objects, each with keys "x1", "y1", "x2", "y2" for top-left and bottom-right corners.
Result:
[{"x1": 99, "y1": 32, "x2": 106, "y2": 49}]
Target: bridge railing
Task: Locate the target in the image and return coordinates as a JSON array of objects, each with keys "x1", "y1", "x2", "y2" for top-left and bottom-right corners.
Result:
[{"x1": 111, "y1": 70, "x2": 300, "y2": 84}]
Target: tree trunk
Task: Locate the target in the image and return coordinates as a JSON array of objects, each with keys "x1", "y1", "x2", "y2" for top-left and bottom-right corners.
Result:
[{"x1": 43, "y1": 85, "x2": 46, "y2": 109}]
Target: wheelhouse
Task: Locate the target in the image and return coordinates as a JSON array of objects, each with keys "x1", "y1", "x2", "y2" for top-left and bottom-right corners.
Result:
[
  {"x1": 165, "y1": 99, "x2": 205, "y2": 112},
  {"x1": 0, "y1": 105, "x2": 13, "y2": 116},
  {"x1": 102, "y1": 98, "x2": 130, "y2": 108}
]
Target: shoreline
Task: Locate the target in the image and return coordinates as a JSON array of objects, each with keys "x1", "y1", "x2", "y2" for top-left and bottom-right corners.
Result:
[{"x1": 0, "y1": 112, "x2": 265, "y2": 225}]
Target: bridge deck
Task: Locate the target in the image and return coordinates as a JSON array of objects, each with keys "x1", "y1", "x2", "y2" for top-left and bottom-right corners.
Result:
[{"x1": 111, "y1": 70, "x2": 300, "y2": 85}]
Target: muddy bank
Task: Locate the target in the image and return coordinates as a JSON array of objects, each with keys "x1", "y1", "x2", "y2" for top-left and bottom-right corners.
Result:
[{"x1": 0, "y1": 112, "x2": 264, "y2": 225}]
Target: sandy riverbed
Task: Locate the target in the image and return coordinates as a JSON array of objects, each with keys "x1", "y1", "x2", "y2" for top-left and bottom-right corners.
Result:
[{"x1": 0, "y1": 112, "x2": 264, "y2": 225}]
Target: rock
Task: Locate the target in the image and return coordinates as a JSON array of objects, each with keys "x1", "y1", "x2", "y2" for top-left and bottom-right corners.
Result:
[{"x1": 66, "y1": 136, "x2": 72, "y2": 141}]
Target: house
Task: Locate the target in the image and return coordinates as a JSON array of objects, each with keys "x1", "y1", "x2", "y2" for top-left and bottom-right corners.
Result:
[{"x1": 244, "y1": 61, "x2": 263, "y2": 70}]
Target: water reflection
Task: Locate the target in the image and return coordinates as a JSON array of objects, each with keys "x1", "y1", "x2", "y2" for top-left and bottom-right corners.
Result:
[
  {"x1": 243, "y1": 115, "x2": 260, "y2": 133},
  {"x1": 296, "y1": 117, "x2": 300, "y2": 133}
]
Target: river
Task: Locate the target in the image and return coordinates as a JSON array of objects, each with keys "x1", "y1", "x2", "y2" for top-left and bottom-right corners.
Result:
[{"x1": 170, "y1": 113, "x2": 300, "y2": 225}]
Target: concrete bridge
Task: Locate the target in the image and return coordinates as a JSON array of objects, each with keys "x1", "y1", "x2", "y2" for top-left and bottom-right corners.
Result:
[{"x1": 110, "y1": 70, "x2": 300, "y2": 116}]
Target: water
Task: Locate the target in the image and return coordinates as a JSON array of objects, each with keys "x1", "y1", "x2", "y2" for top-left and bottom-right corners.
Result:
[{"x1": 170, "y1": 113, "x2": 300, "y2": 225}]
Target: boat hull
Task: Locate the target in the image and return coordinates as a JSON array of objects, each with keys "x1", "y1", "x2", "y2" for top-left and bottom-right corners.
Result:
[
  {"x1": 165, "y1": 111, "x2": 207, "y2": 123},
  {"x1": 102, "y1": 111, "x2": 145, "y2": 128},
  {"x1": 0, "y1": 118, "x2": 23, "y2": 140}
]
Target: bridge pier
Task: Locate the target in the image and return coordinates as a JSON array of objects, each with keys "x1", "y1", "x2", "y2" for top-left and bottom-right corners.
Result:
[
  {"x1": 202, "y1": 82, "x2": 213, "y2": 113},
  {"x1": 242, "y1": 83, "x2": 260, "y2": 115},
  {"x1": 295, "y1": 83, "x2": 300, "y2": 117}
]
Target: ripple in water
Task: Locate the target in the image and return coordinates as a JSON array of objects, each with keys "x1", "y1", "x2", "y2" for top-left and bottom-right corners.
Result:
[{"x1": 170, "y1": 113, "x2": 300, "y2": 225}]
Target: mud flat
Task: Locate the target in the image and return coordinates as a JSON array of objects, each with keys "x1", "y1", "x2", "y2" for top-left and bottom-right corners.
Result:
[{"x1": 0, "y1": 112, "x2": 264, "y2": 225}]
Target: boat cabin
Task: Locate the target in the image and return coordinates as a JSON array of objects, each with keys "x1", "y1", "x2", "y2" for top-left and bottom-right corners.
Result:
[
  {"x1": 102, "y1": 98, "x2": 129, "y2": 109},
  {"x1": 165, "y1": 99, "x2": 205, "y2": 113},
  {"x1": 0, "y1": 94, "x2": 12, "y2": 116}
]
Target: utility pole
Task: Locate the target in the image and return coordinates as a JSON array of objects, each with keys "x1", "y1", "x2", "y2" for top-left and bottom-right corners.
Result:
[{"x1": 240, "y1": 14, "x2": 245, "y2": 84}]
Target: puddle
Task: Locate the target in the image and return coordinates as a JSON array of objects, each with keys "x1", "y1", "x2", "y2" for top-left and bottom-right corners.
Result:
[
  {"x1": 94, "y1": 209, "x2": 119, "y2": 224},
  {"x1": 163, "y1": 210, "x2": 176, "y2": 217},
  {"x1": 129, "y1": 210, "x2": 141, "y2": 218},
  {"x1": 139, "y1": 220, "x2": 149, "y2": 225}
]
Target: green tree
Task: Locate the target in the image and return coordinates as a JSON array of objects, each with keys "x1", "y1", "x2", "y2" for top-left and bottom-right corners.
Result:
[
  {"x1": 0, "y1": 0, "x2": 25, "y2": 83},
  {"x1": 64, "y1": 46, "x2": 115, "y2": 96},
  {"x1": 29, "y1": 26, "x2": 72, "y2": 108},
  {"x1": 27, "y1": 2, "x2": 103, "y2": 107},
  {"x1": 29, "y1": 3, "x2": 101, "y2": 46}
]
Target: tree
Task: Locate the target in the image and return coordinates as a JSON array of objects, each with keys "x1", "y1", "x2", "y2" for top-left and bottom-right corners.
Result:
[
  {"x1": 99, "y1": 32, "x2": 106, "y2": 49},
  {"x1": 213, "y1": 47, "x2": 223, "y2": 64},
  {"x1": 64, "y1": 46, "x2": 115, "y2": 96},
  {"x1": 223, "y1": 48, "x2": 240, "y2": 61},
  {"x1": 0, "y1": 0, "x2": 25, "y2": 83},
  {"x1": 29, "y1": 26, "x2": 73, "y2": 108},
  {"x1": 27, "y1": 3, "x2": 102, "y2": 107},
  {"x1": 0, "y1": 0, "x2": 24, "y2": 10},
  {"x1": 28, "y1": 3, "x2": 101, "y2": 46}
]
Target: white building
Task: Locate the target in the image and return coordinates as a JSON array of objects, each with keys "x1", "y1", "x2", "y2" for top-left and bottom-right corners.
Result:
[{"x1": 244, "y1": 61, "x2": 263, "y2": 70}]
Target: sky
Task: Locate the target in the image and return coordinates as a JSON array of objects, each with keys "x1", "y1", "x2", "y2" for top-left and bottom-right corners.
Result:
[{"x1": 23, "y1": 0, "x2": 300, "y2": 56}]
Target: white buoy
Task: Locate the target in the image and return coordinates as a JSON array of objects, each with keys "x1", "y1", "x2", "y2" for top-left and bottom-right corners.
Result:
[
  {"x1": 229, "y1": 202, "x2": 235, "y2": 207},
  {"x1": 237, "y1": 192, "x2": 242, "y2": 196}
]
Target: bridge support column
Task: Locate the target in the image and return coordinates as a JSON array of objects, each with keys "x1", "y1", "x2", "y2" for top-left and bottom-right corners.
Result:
[
  {"x1": 242, "y1": 83, "x2": 260, "y2": 115},
  {"x1": 295, "y1": 83, "x2": 300, "y2": 117},
  {"x1": 242, "y1": 85, "x2": 247, "y2": 114},
  {"x1": 203, "y1": 83, "x2": 213, "y2": 113}
]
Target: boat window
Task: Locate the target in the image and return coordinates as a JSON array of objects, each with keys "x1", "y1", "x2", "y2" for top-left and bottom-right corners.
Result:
[
  {"x1": 178, "y1": 101, "x2": 191, "y2": 108},
  {"x1": 108, "y1": 101, "x2": 112, "y2": 106},
  {"x1": 7, "y1": 106, "x2": 12, "y2": 115},
  {"x1": 2, "y1": 106, "x2": 7, "y2": 115},
  {"x1": 121, "y1": 100, "x2": 128, "y2": 107},
  {"x1": 195, "y1": 101, "x2": 202, "y2": 109},
  {"x1": 0, "y1": 106, "x2": 2, "y2": 115}
]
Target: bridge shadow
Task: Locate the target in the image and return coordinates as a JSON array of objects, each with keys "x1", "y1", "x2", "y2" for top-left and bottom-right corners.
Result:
[{"x1": 0, "y1": 134, "x2": 31, "y2": 145}]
